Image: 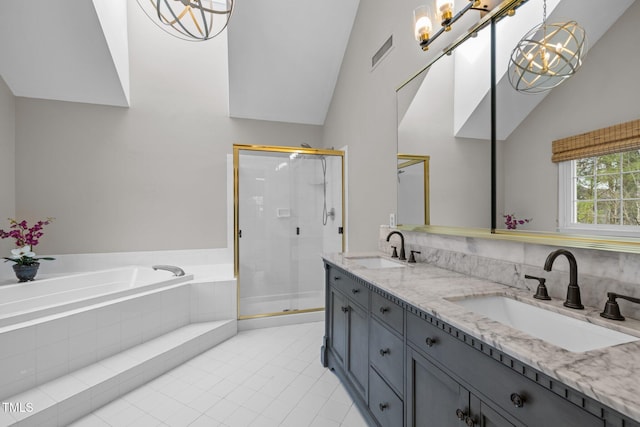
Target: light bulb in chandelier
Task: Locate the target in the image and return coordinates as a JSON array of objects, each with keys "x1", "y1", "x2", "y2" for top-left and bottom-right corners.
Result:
[
  {"x1": 508, "y1": 20, "x2": 587, "y2": 94},
  {"x1": 136, "y1": 0, "x2": 234, "y2": 41},
  {"x1": 436, "y1": 0, "x2": 454, "y2": 30},
  {"x1": 413, "y1": 5, "x2": 434, "y2": 51}
]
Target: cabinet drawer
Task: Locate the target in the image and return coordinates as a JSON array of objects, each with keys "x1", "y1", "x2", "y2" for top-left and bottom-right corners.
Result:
[
  {"x1": 406, "y1": 313, "x2": 603, "y2": 427},
  {"x1": 328, "y1": 266, "x2": 351, "y2": 288},
  {"x1": 369, "y1": 367, "x2": 403, "y2": 427},
  {"x1": 371, "y1": 292, "x2": 403, "y2": 335},
  {"x1": 330, "y1": 269, "x2": 369, "y2": 308},
  {"x1": 369, "y1": 317, "x2": 404, "y2": 394}
]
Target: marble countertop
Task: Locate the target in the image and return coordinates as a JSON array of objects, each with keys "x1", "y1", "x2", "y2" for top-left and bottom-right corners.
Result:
[{"x1": 323, "y1": 252, "x2": 640, "y2": 422}]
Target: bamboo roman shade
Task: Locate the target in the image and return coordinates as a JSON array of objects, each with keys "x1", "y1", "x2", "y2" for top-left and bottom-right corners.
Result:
[{"x1": 551, "y1": 118, "x2": 640, "y2": 163}]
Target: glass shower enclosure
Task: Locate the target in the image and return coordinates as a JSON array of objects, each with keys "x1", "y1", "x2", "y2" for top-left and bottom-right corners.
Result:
[{"x1": 233, "y1": 145, "x2": 345, "y2": 319}]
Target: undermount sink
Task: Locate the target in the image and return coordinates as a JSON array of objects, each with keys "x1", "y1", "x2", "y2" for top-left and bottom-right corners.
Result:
[
  {"x1": 349, "y1": 256, "x2": 406, "y2": 269},
  {"x1": 452, "y1": 295, "x2": 639, "y2": 353}
]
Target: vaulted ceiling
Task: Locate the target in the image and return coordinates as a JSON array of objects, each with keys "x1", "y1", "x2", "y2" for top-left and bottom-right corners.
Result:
[
  {"x1": 0, "y1": 0, "x2": 632, "y2": 129},
  {"x1": 0, "y1": 0, "x2": 359, "y2": 126}
]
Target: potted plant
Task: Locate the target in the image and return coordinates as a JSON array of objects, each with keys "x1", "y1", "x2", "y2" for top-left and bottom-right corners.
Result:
[
  {"x1": 503, "y1": 213, "x2": 532, "y2": 230},
  {"x1": 0, "y1": 218, "x2": 55, "y2": 282}
]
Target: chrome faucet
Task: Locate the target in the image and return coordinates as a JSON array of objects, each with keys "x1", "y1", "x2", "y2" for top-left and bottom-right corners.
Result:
[
  {"x1": 152, "y1": 265, "x2": 185, "y2": 277},
  {"x1": 386, "y1": 231, "x2": 406, "y2": 261},
  {"x1": 543, "y1": 249, "x2": 584, "y2": 309}
]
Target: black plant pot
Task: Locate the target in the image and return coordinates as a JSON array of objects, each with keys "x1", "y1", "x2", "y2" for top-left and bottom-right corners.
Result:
[{"x1": 13, "y1": 262, "x2": 40, "y2": 282}]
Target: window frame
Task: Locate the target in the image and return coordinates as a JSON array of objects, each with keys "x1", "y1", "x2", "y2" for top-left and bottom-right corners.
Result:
[{"x1": 558, "y1": 153, "x2": 640, "y2": 237}]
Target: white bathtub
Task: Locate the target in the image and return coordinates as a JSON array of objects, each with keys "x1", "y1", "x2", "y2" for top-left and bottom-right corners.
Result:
[
  {"x1": 0, "y1": 264, "x2": 236, "y2": 403},
  {"x1": 0, "y1": 267, "x2": 193, "y2": 328}
]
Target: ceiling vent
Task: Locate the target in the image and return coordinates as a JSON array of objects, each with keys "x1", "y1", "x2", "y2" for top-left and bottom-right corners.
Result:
[{"x1": 372, "y1": 35, "x2": 393, "y2": 69}]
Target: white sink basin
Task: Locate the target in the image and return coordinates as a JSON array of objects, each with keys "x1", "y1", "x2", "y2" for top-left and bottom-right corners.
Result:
[
  {"x1": 453, "y1": 295, "x2": 639, "y2": 352},
  {"x1": 350, "y1": 257, "x2": 406, "y2": 269}
]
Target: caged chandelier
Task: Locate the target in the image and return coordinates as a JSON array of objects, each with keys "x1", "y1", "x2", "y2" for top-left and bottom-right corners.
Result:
[
  {"x1": 136, "y1": 0, "x2": 234, "y2": 41},
  {"x1": 508, "y1": 0, "x2": 586, "y2": 93}
]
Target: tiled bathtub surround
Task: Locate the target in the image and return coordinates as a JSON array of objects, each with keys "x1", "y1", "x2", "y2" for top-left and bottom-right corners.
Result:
[
  {"x1": 379, "y1": 226, "x2": 640, "y2": 320},
  {"x1": 0, "y1": 278, "x2": 236, "y2": 402}
]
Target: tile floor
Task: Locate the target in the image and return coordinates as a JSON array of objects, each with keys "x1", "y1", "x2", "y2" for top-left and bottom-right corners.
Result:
[{"x1": 70, "y1": 322, "x2": 369, "y2": 427}]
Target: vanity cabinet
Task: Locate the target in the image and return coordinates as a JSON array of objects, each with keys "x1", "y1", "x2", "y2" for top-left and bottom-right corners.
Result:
[
  {"x1": 322, "y1": 261, "x2": 637, "y2": 427},
  {"x1": 326, "y1": 265, "x2": 369, "y2": 399},
  {"x1": 406, "y1": 313, "x2": 603, "y2": 427},
  {"x1": 407, "y1": 346, "x2": 518, "y2": 427},
  {"x1": 369, "y1": 294, "x2": 405, "y2": 427}
]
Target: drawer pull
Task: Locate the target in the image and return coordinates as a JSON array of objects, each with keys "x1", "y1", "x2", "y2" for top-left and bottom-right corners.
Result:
[
  {"x1": 379, "y1": 403, "x2": 389, "y2": 411},
  {"x1": 333, "y1": 276, "x2": 341, "y2": 281},
  {"x1": 465, "y1": 416, "x2": 477, "y2": 426},
  {"x1": 425, "y1": 337, "x2": 437, "y2": 347},
  {"x1": 351, "y1": 288, "x2": 360, "y2": 294},
  {"x1": 510, "y1": 393, "x2": 525, "y2": 408},
  {"x1": 341, "y1": 306, "x2": 350, "y2": 313},
  {"x1": 379, "y1": 306, "x2": 390, "y2": 314},
  {"x1": 379, "y1": 348, "x2": 390, "y2": 356}
]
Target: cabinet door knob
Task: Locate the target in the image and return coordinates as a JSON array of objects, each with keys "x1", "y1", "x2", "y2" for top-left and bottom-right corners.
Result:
[
  {"x1": 379, "y1": 306, "x2": 389, "y2": 314},
  {"x1": 455, "y1": 409, "x2": 466, "y2": 420},
  {"x1": 425, "y1": 337, "x2": 437, "y2": 347},
  {"x1": 465, "y1": 415, "x2": 477, "y2": 426},
  {"x1": 351, "y1": 288, "x2": 360, "y2": 294},
  {"x1": 341, "y1": 306, "x2": 349, "y2": 313},
  {"x1": 379, "y1": 348, "x2": 390, "y2": 356},
  {"x1": 510, "y1": 393, "x2": 525, "y2": 408},
  {"x1": 379, "y1": 403, "x2": 389, "y2": 411}
]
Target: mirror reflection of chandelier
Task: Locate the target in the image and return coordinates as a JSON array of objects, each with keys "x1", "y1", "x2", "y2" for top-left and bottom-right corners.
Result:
[
  {"x1": 136, "y1": 0, "x2": 234, "y2": 41},
  {"x1": 508, "y1": 0, "x2": 586, "y2": 93}
]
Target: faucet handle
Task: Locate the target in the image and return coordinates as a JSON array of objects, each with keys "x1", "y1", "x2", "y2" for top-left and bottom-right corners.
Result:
[
  {"x1": 390, "y1": 246, "x2": 398, "y2": 258},
  {"x1": 408, "y1": 250, "x2": 421, "y2": 263},
  {"x1": 600, "y1": 293, "x2": 625, "y2": 321},
  {"x1": 601, "y1": 292, "x2": 640, "y2": 321},
  {"x1": 525, "y1": 275, "x2": 551, "y2": 300}
]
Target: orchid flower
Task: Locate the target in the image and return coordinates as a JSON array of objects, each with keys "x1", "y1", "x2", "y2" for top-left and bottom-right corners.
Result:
[{"x1": 11, "y1": 246, "x2": 36, "y2": 259}]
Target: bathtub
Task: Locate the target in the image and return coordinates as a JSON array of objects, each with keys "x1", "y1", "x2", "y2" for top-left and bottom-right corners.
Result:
[
  {"x1": 0, "y1": 267, "x2": 193, "y2": 329},
  {"x1": 0, "y1": 264, "x2": 236, "y2": 404}
]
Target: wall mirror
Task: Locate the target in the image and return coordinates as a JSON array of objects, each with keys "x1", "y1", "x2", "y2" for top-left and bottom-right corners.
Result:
[
  {"x1": 494, "y1": 0, "x2": 640, "y2": 236},
  {"x1": 397, "y1": 0, "x2": 640, "y2": 252},
  {"x1": 396, "y1": 19, "x2": 493, "y2": 228}
]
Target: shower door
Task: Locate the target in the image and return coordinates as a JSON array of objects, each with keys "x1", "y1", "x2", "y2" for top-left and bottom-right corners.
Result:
[{"x1": 234, "y1": 145, "x2": 344, "y2": 319}]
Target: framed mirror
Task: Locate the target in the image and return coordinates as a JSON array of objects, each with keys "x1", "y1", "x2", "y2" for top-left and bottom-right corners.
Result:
[
  {"x1": 494, "y1": 0, "x2": 640, "y2": 236},
  {"x1": 396, "y1": 22, "x2": 492, "y2": 228},
  {"x1": 397, "y1": 0, "x2": 640, "y2": 252}
]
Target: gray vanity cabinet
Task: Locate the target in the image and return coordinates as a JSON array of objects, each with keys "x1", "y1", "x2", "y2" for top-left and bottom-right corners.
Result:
[
  {"x1": 407, "y1": 346, "x2": 519, "y2": 427},
  {"x1": 369, "y1": 293, "x2": 405, "y2": 427},
  {"x1": 326, "y1": 266, "x2": 369, "y2": 400},
  {"x1": 323, "y1": 261, "x2": 636, "y2": 427},
  {"x1": 406, "y1": 313, "x2": 604, "y2": 427}
]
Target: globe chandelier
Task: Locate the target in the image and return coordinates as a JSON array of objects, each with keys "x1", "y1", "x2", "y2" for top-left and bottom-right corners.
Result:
[
  {"x1": 136, "y1": 0, "x2": 234, "y2": 41},
  {"x1": 508, "y1": 0, "x2": 587, "y2": 93}
]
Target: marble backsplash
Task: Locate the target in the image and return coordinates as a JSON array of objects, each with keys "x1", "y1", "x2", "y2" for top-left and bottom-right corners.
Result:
[{"x1": 379, "y1": 226, "x2": 640, "y2": 321}]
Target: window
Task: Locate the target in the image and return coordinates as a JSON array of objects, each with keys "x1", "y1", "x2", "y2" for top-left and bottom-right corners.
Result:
[{"x1": 559, "y1": 149, "x2": 640, "y2": 235}]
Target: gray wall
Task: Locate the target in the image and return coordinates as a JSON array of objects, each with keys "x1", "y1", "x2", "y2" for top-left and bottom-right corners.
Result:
[
  {"x1": 0, "y1": 75, "x2": 15, "y2": 255},
  {"x1": 322, "y1": 0, "x2": 432, "y2": 251},
  {"x1": 11, "y1": 1, "x2": 322, "y2": 255}
]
